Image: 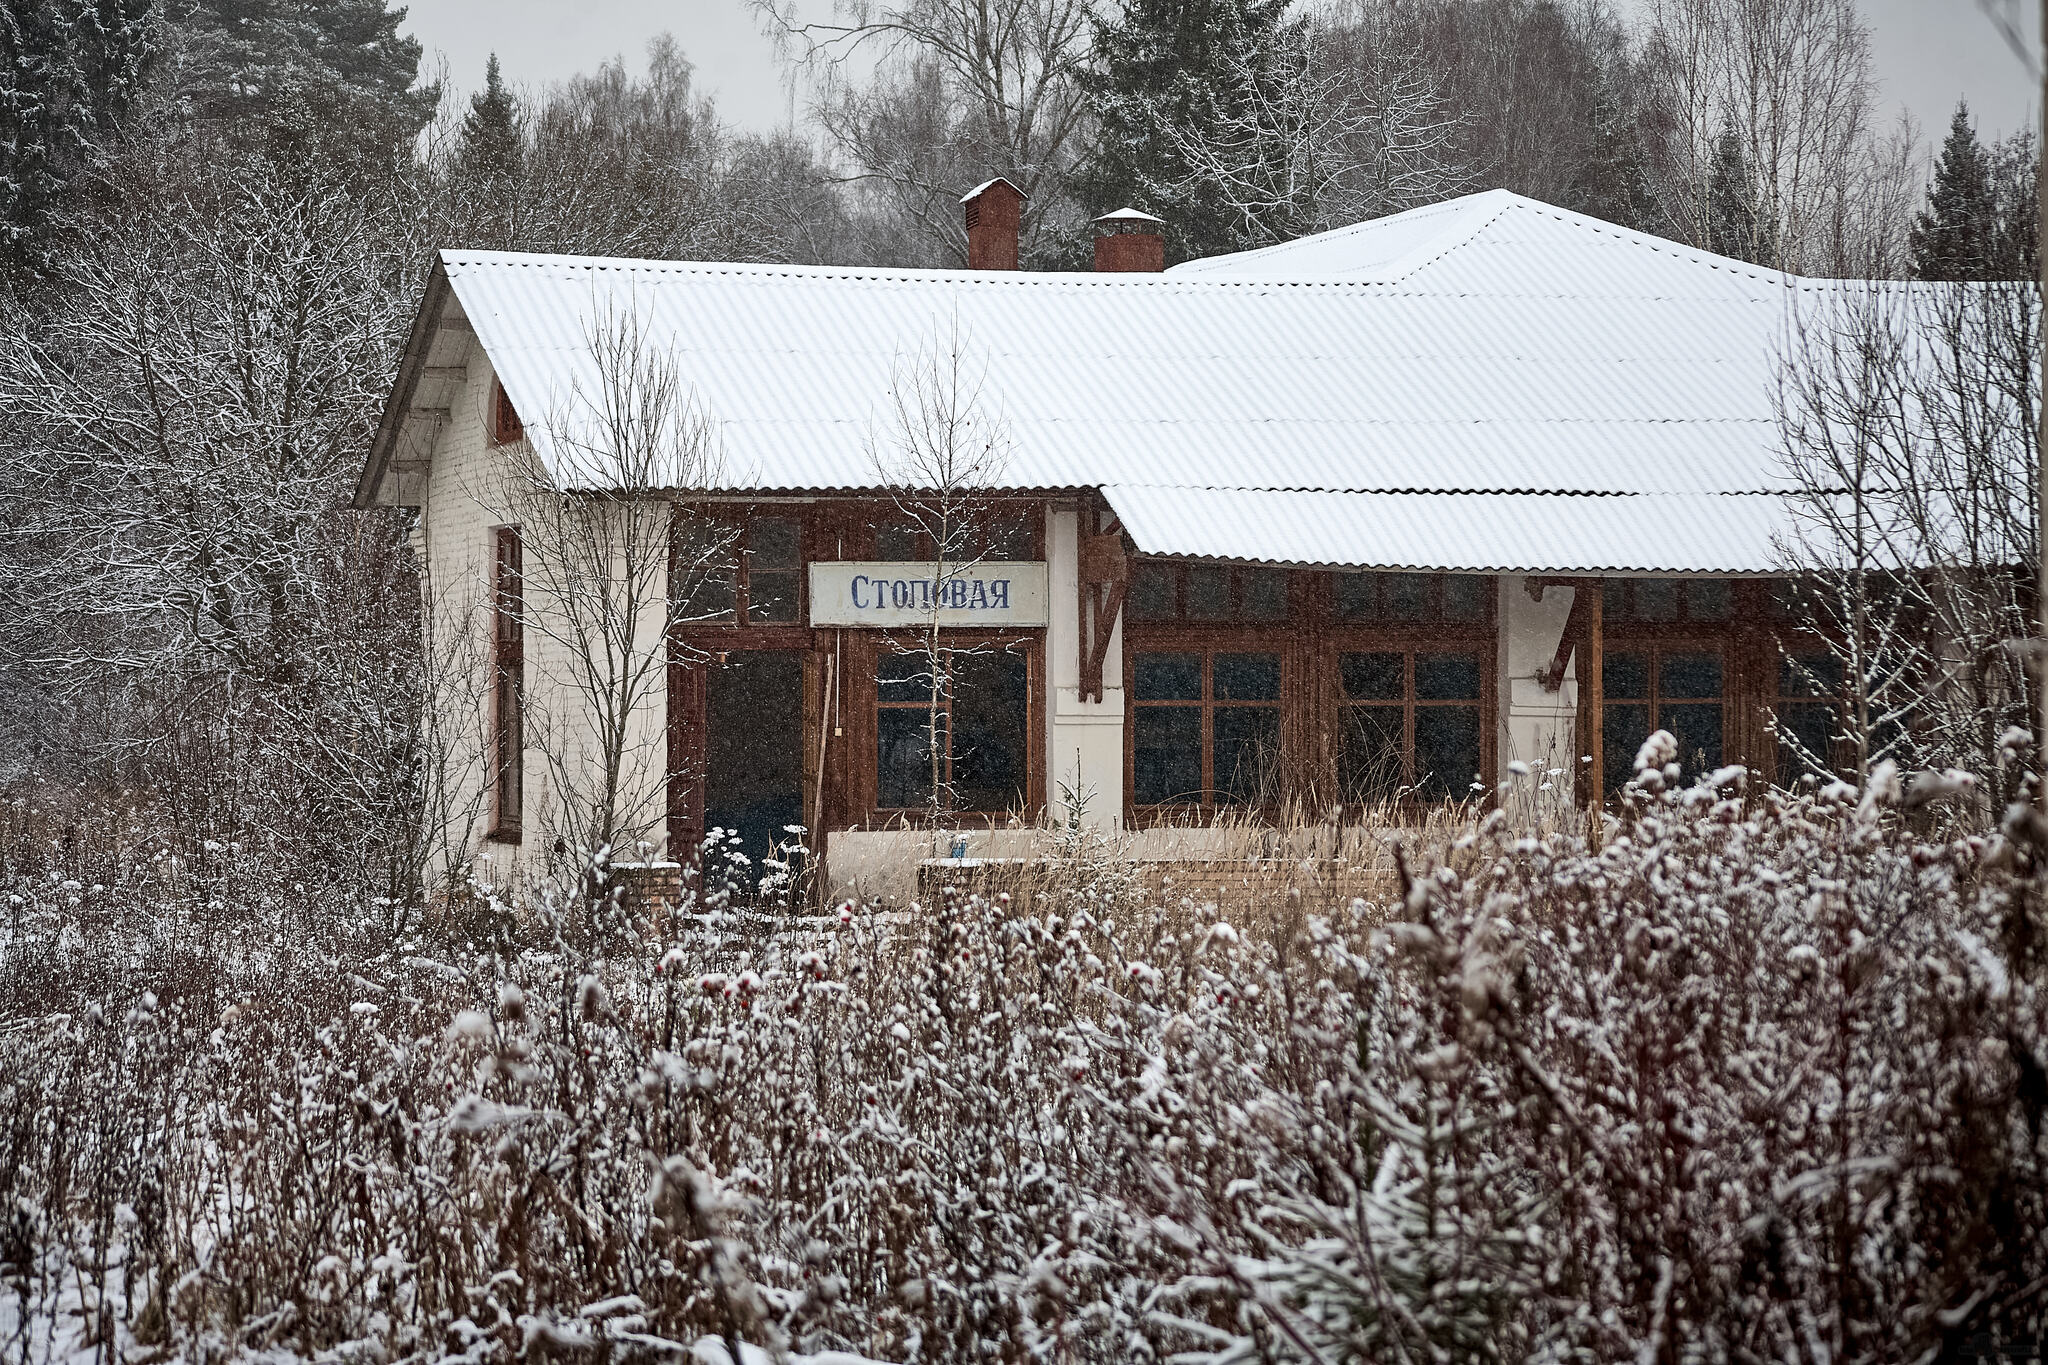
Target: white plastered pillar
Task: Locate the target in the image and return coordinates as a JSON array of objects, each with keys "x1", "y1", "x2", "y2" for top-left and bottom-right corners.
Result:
[
  {"x1": 1045, "y1": 503, "x2": 1126, "y2": 830},
  {"x1": 1497, "y1": 577, "x2": 1582, "y2": 799}
]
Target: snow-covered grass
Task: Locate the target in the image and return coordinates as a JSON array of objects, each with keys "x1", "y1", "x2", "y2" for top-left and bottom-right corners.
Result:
[{"x1": 2, "y1": 752, "x2": 2046, "y2": 1363}]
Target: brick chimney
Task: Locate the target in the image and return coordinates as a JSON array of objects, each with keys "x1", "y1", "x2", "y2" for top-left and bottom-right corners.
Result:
[
  {"x1": 1093, "y1": 207, "x2": 1165, "y2": 272},
  {"x1": 961, "y1": 177, "x2": 1026, "y2": 271}
]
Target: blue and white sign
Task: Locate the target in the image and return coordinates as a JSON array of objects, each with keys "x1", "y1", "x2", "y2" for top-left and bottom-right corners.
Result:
[{"x1": 808, "y1": 561, "x2": 1049, "y2": 628}]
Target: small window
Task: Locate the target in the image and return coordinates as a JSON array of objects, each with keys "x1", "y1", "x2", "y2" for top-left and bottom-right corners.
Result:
[
  {"x1": 1338, "y1": 649, "x2": 1483, "y2": 804},
  {"x1": 874, "y1": 509, "x2": 1037, "y2": 563},
  {"x1": 490, "y1": 380, "x2": 523, "y2": 445},
  {"x1": 1131, "y1": 650, "x2": 1282, "y2": 809},
  {"x1": 1123, "y1": 562, "x2": 1292, "y2": 624},
  {"x1": 875, "y1": 647, "x2": 1030, "y2": 814},
  {"x1": 489, "y1": 527, "x2": 524, "y2": 840},
  {"x1": 1333, "y1": 572, "x2": 1491, "y2": 623},
  {"x1": 1603, "y1": 579, "x2": 1735, "y2": 625}
]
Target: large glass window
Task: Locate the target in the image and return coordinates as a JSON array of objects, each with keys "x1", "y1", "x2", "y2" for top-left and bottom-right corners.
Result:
[
  {"x1": 875, "y1": 647, "x2": 1029, "y2": 814},
  {"x1": 1602, "y1": 646, "x2": 1724, "y2": 792},
  {"x1": 1774, "y1": 649, "x2": 1845, "y2": 783},
  {"x1": 1338, "y1": 649, "x2": 1484, "y2": 804},
  {"x1": 1131, "y1": 651, "x2": 1282, "y2": 808}
]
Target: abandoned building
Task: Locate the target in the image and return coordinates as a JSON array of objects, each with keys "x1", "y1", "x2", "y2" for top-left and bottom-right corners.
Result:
[{"x1": 355, "y1": 182, "x2": 1857, "y2": 899}]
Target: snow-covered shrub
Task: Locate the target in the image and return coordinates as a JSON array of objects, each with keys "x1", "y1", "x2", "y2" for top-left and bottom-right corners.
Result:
[{"x1": 1, "y1": 760, "x2": 2044, "y2": 1363}]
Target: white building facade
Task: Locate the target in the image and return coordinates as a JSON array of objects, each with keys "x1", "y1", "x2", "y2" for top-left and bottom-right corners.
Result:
[{"x1": 357, "y1": 186, "x2": 1850, "y2": 899}]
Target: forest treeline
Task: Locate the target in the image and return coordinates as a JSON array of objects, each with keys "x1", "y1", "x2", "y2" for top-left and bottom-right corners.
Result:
[{"x1": 0, "y1": 0, "x2": 2038, "y2": 898}]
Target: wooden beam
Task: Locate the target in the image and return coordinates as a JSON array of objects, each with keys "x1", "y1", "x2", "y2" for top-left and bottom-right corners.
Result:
[{"x1": 1578, "y1": 581, "x2": 1605, "y2": 812}]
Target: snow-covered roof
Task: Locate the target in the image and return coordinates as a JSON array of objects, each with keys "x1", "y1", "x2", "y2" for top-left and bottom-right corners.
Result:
[{"x1": 359, "y1": 190, "x2": 1883, "y2": 573}]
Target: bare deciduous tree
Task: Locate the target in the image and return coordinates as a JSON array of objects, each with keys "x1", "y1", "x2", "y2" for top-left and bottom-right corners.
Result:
[
  {"x1": 756, "y1": 0, "x2": 1093, "y2": 264},
  {"x1": 867, "y1": 316, "x2": 1014, "y2": 830},
  {"x1": 1776, "y1": 275, "x2": 2041, "y2": 806},
  {"x1": 505, "y1": 308, "x2": 733, "y2": 876}
]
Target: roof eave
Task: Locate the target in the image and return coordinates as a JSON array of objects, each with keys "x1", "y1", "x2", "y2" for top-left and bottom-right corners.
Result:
[{"x1": 354, "y1": 258, "x2": 454, "y2": 510}]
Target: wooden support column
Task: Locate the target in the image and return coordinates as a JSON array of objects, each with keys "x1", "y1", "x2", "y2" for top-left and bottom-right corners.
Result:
[{"x1": 1576, "y1": 580, "x2": 1604, "y2": 810}]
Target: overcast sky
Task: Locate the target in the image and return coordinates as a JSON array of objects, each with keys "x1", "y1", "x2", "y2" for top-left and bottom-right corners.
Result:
[{"x1": 400, "y1": 0, "x2": 2041, "y2": 147}]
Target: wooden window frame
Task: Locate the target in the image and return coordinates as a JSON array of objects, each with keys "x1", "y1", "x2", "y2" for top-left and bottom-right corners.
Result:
[
  {"x1": 670, "y1": 506, "x2": 811, "y2": 637},
  {"x1": 1329, "y1": 570, "x2": 1493, "y2": 626},
  {"x1": 1124, "y1": 560, "x2": 1294, "y2": 625},
  {"x1": 1124, "y1": 629, "x2": 1294, "y2": 822},
  {"x1": 489, "y1": 379, "x2": 523, "y2": 446},
  {"x1": 1597, "y1": 635, "x2": 1734, "y2": 793},
  {"x1": 867, "y1": 502, "x2": 1045, "y2": 563},
  {"x1": 488, "y1": 525, "x2": 524, "y2": 842},
  {"x1": 1327, "y1": 630, "x2": 1496, "y2": 810},
  {"x1": 850, "y1": 631, "x2": 1045, "y2": 826}
]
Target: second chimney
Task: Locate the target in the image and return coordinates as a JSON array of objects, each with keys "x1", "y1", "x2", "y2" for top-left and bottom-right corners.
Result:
[
  {"x1": 962, "y1": 177, "x2": 1026, "y2": 271},
  {"x1": 1093, "y1": 207, "x2": 1165, "y2": 272}
]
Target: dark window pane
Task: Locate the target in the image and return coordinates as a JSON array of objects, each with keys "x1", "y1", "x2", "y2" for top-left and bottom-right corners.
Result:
[
  {"x1": 1663, "y1": 702, "x2": 1723, "y2": 777},
  {"x1": 1134, "y1": 653, "x2": 1201, "y2": 701},
  {"x1": 1241, "y1": 568, "x2": 1287, "y2": 620},
  {"x1": 1443, "y1": 575, "x2": 1488, "y2": 621},
  {"x1": 876, "y1": 520, "x2": 921, "y2": 562},
  {"x1": 1188, "y1": 565, "x2": 1229, "y2": 619},
  {"x1": 1341, "y1": 652, "x2": 1404, "y2": 701},
  {"x1": 950, "y1": 651, "x2": 1028, "y2": 812},
  {"x1": 1339, "y1": 706, "x2": 1404, "y2": 804},
  {"x1": 1417, "y1": 652, "x2": 1481, "y2": 701},
  {"x1": 1126, "y1": 562, "x2": 1176, "y2": 622},
  {"x1": 1768, "y1": 580, "x2": 1802, "y2": 619},
  {"x1": 748, "y1": 569, "x2": 800, "y2": 624},
  {"x1": 682, "y1": 564, "x2": 737, "y2": 621},
  {"x1": 1780, "y1": 652, "x2": 1843, "y2": 697},
  {"x1": 1603, "y1": 703, "x2": 1652, "y2": 793},
  {"x1": 1604, "y1": 652, "x2": 1650, "y2": 699},
  {"x1": 878, "y1": 651, "x2": 935, "y2": 702},
  {"x1": 752, "y1": 517, "x2": 800, "y2": 569},
  {"x1": 1414, "y1": 706, "x2": 1481, "y2": 800},
  {"x1": 1333, "y1": 573, "x2": 1377, "y2": 620},
  {"x1": 1660, "y1": 652, "x2": 1722, "y2": 700},
  {"x1": 1387, "y1": 573, "x2": 1429, "y2": 620},
  {"x1": 1213, "y1": 705, "x2": 1280, "y2": 804},
  {"x1": 1635, "y1": 579, "x2": 1679, "y2": 622},
  {"x1": 1133, "y1": 707, "x2": 1202, "y2": 804},
  {"x1": 982, "y1": 513, "x2": 1034, "y2": 559},
  {"x1": 1687, "y1": 579, "x2": 1730, "y2": 620},
  {"x1": 1603, "y1": 578, "x2": 1628, "y2": 620},
  {"x1": 1778, "y1": 701, "x2": 1836, "y2": 782},
  {"x1": 1214, "y1": 652, "x2": 1279, "y2": 701},
  {"x1": 877, "y1": 708, "x2": 943, "y2": 808}
]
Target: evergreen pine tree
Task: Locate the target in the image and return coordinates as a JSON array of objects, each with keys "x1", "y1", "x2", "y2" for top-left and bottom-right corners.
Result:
[
  {"x1": 0, "y1": 0, "x2": 155, "y2": 271},
  {"x1": 1073, "y1": 0, "x2": 1292, "y2": 263},
  {"x1": 1909, "y1": 101, "x2": 1998, "y2": 281},
  {"x1": 1706, "y1": 124, "x2": 1774, "y2": 266},
  {"x1": 165, "y1": 0, "x2": 435, "y2": 171},
  {"x1": 458, "y1": 54, "x2": 523, "y2": 182}
]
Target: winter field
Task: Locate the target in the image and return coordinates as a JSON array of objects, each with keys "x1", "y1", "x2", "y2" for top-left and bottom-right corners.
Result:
[{"x1": 4, "y1": 748, "x2": 2047, "y2": 1365}]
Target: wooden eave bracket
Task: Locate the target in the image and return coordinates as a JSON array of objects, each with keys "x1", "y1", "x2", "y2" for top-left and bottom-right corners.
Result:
[
  {"x1": 1078, "y1": 522, "x2": 1128, "y2": 703},
  {"x1": 1537, "y1": 580, "x2": 1594, "y2": 692}
]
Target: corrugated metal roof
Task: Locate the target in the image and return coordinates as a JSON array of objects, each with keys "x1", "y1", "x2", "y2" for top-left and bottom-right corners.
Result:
[
  {"x1": 389, "y1": 190, "x2": 1925, "y2": 572},
  {"x1": 1101, "y1": 486, "x2": 1799, "y2": 574}
]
